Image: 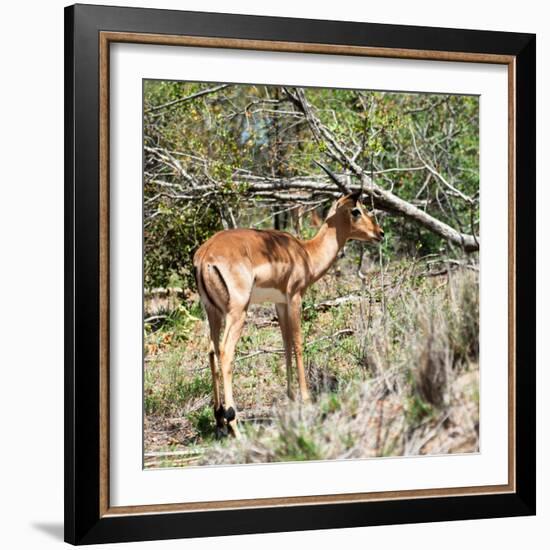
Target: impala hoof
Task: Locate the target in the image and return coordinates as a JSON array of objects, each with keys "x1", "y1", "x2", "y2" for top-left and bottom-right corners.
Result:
[{"x1": 224, "y1": 406, "x2": 236, "y2": 422}]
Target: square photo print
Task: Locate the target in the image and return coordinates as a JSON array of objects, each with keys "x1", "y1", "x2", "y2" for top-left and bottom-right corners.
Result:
[{"x1": 142, "y1": 81, "x2": 480, "y2": 469}]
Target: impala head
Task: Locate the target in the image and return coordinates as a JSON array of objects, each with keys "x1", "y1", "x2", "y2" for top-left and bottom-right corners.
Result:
[{"x1": 327, "y1": 191, "x2": 384, "y2": 244}]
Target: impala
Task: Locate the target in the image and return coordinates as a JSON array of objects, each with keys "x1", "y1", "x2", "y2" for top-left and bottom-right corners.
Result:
[{"x1": 193, "y1": 180, "x2": 384, "y2": 438}]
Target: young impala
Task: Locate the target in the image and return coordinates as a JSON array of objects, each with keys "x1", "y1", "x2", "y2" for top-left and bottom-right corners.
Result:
[{"x1": 193, "y1": 181, "x2": 384, "y2": 438}]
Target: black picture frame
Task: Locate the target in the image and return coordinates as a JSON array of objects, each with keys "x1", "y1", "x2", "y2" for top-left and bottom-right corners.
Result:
[{"x1": 65, "y1": 3, "x2": 536, "y2": 545}]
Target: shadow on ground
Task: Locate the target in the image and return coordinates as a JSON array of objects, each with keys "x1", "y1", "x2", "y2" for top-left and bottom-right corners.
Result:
[{"x1": 31, "y1": 522, "x2": 64, "y2": 542}]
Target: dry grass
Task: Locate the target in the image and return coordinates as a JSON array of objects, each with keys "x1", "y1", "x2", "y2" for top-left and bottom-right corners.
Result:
[{"x1": 143, "y1": 253, "x2": 479, "y2": 468}]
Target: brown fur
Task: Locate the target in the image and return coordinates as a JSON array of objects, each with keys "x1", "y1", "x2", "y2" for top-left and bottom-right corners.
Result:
[{"x1": 193, "y1": 194, "x2": 383, "y2": 437}]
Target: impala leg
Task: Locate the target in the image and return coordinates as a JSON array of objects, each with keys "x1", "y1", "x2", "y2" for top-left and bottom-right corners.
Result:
[
  {"x1": 275, "y1": 303, "x2": 295, "y2": 400},
  {"x1": 288, "y1": 295, "x2": 311, "y2": 403},
  {"x1": 206, "y1": 308, "x2": 225, "y2": 438},
  {"x1": 219, "y1": 310, "x2": 246, "y2": 438}
]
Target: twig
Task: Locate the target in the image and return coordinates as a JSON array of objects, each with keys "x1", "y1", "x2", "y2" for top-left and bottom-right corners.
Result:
[
  {"x1": 313, "y1": 295, "x2": 365, "y2": 310},
  {"x1": 404, "y1": 411, "x2": 451, "y2": 455},
  {"x1": 144, "y1": 449, "x2": 205, "y2": 458},
  {"x1": 236, "y1": 329, "x2": 354, "y2": 362},
  {"x1": 145, "y1": 84, "x2": 230, "y2": 114},
  {"x1": 409, "y1": 124, "x2": 474, "y2": 204},
  {"x1": 144, "y1": 314, "x2": 168, "y2": 323},
  {"x1": 236, "y1": 347, "x2": 284, "y2": 362}
]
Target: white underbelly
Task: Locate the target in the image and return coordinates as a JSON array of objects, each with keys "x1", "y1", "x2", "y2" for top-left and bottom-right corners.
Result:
[{"x1": 250, "y1": 286, "x2": 287, "y2": 304}]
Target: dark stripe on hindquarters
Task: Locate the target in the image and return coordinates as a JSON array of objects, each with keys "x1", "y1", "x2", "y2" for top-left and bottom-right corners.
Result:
[
  {"x1": 203, "y1": 275, "x2": 222, "y2": 311},
  {"x1": 212, "y1": 265, "x2": 230, "y2": 307},
  {"x1": 195, "y1": 264, "x2": 222, "y2": 312}
]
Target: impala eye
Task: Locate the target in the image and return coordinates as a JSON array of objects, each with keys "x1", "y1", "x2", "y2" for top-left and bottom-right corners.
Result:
[{"x1": 351, "y1": 208, "x2": 361, "y2": 218}]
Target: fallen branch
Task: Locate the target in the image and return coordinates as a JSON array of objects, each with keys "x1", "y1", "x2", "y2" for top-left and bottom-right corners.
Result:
[
  {"x1": 313, "y1": 295, "x2": 364, "y2": 310},
  {"x1": 285, "y1": 87, "x2": 479, "y2": 252},
  {"x1": 307, "y1": 328, "x2": 354, "y2": 345},
  {"x1": 422, "y1": 258, "x2": 480, "y2": 277},
  {"x1": 236, "y1": 347, "x2": 284, "y2": 362}
]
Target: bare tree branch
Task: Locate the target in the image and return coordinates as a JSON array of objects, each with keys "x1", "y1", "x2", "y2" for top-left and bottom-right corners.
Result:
[
  {"x1": 409, "y1": 124, "x2": 475, "y2": 204},
  {"x1": 286, "y1": 87, "x2": 479, "y2": 252},
  {"x1": 145, "y1": 84, "x2": 230, "y2": 114}
]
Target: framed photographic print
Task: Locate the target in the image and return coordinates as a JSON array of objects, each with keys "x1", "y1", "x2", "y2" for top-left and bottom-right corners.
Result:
[{"x1": 64, "y1": 3, "x2": 536, "y2": 545}]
